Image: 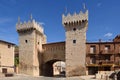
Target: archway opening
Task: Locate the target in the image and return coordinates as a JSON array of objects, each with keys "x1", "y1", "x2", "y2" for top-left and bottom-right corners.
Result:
[
  {"x1": 53, "y1": 61, "x2": 65, "y2": 77},
  {"x1": 42, "y1": 60, "x2": 65, "y2": 77}
]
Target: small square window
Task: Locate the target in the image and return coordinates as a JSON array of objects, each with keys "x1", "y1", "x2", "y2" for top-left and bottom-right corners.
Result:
[
  {"x1": 90, "y1": 46, "x2": 96, "y2": 53},
  {"x1": 25, "y1": 40, "x2": 28, "y2": 43},
  {"x1": 105, "y1": 45, "x2": 110, "y2": 53},
  {"x1": 73, "y1": 40, "x2": 76, "y2": 44},
  {"x1": 105, "y1": 45, "x2": 110, "y2": 50},
  {"x1": 73, "y1": 28, "x2": 76, "y2": 31},
  {"x1": 8, "y1": 45, "x2": 11, "y2": 48}
]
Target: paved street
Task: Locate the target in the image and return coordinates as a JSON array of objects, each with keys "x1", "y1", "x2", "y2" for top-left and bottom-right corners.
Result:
[
  {"x1": 0, "y1": 74, "x2": 97, "y2": 80},
  {"x1": 0, "y1": 76, "x2": 83, "y2": 80}
]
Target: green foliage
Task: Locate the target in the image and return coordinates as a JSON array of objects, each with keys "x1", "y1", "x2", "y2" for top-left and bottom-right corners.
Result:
[{"x1": 14, "y1": 57, "x2": 19, "y2": 67}]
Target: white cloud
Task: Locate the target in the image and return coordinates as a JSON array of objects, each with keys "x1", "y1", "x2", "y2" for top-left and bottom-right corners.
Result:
[
  {"x1": 38, "y1": 22, "x2": 45, "y2": 26},
  {"x1": 0, "y1": 18, "x2": 13, "y2": 24},
  {"x1": 97, "y1": 3, "x2": 102, "y2": 7},
  {"x1": 104, "y1": 33, "x2": 113, "y2": 37}
]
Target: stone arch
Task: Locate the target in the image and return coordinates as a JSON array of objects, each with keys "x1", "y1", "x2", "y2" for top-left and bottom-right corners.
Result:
[
  {"x1": 53, "y1": 61, "x2": 65, "y2": 77},
  {"x1": 42, "y1": 59, "x2": 65, "y2": 77}
]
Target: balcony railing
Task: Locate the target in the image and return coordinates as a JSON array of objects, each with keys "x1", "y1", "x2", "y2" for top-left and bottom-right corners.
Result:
[
  {"x1": 115, "y1": 61, "x2": 120, "y2": 65},
  {"x1": 98, "y1": 60, "x2": 114, "y2": 64},
  {"x1": 86, "y1": 60, "x2": 114, "y2": 66},
  {"x1": 86, "y1": 52, "x2": 96, "y2": 55},
  {"x1": 87, "y1": 50, "x2": 115, "y2": 55},
  {"x1": 101, "y1": 50, "x2": 114, "y2": 54}
]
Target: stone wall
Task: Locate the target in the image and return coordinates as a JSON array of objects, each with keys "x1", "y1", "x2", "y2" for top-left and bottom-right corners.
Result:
[
  {"x1": 62, "y1": 10, "x2": 88, "y2": 77},
  {"x1": 17, "y1": 19, "x2": 46, "y2": 76},
  {"x1": 42, "y1": 42, "x2": 65, "y2": 63},
  {"x1": 0, "y1": 41, "x2": 14, "y2": 73}
]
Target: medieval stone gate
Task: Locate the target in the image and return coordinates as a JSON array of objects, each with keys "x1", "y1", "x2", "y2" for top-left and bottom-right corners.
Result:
[{"x1": 16, "y1": 9, "x2": 88, "y2": 77}]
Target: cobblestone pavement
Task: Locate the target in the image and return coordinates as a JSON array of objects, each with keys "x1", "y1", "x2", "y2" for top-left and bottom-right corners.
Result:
[{"x1": 0, "y1": 74, "x2": 98, "y2": 80}]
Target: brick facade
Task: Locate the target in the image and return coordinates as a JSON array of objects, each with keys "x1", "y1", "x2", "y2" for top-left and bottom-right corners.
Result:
[{"x1": 86, "y1": 36, "x2": 120, "y2": 75}]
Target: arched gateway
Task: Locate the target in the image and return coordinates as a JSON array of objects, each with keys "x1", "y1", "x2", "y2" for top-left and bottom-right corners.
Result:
[{"x1": 16, "y1": 9, "x2": 88, "y2": 77}]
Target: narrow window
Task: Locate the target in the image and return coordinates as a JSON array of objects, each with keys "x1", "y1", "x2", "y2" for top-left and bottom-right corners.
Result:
[
  {"x1": 90, "y1": 46, "x2": 96, "y2": 54},
  {"x1": 73, "y1": 40, "x2": 76, "y2": 44},
  {"x1": 73, "y1": 28, "x2": 76, "y2": 31},
  {"x1": 105, "y1": 45, "x2": 110, "y2": 53},
  {"x1": 25, "y1": 40, "x2": 28, "y2": 43}
]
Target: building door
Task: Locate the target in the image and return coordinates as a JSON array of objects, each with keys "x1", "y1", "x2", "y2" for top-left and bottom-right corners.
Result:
[
  {"x1": 2, "y1": 68, "x2": 7, "y2": 73},
  {"x1": 88, "y1": 67, "x2": 98, "y2": 75},
  {"x1": 104, "y1": 67, "x2": 110, "y2": 71}
]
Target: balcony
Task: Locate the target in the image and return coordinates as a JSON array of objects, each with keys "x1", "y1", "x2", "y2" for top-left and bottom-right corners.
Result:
[
  {"x1": 86, "y1": 60, "x2": 114, "y2": 67},
  {"x1": 86, "y1": 53, "x2": 96, "y2": 55},
  {"x1": 86, "y1": 50, "x2": 97, "y2": 55},
  {"x1": 87, "y1": 50, "x2": 115, "y2": 55},
  {"x1": 115, "y1": 61, "x2": 120, "y2": 65},
  {"x1": 117, "y1": 50, "x2": 120, "y2": 54},
  {"x1": 99, "y1": 50, "x2": 114, "y2": 54},
  {"x1": 99, "y1": 60, "x2": 114, "y2": 66}
]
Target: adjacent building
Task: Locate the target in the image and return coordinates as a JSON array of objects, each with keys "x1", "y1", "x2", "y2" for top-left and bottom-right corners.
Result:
[
  {"x1": 86, "y1": 35, "x2": 120, "y2": 75},
  {"x1": 0, "y1": 40, "x2": 15, "y2": 74}
]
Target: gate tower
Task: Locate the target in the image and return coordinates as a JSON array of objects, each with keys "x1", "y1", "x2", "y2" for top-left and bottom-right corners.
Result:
[
  {"x1": 62, "y1": 10, "x2": 88, "y2": 77},
  {"x1": 16, "y1": 17, "x2": 46, "y2": 76}
]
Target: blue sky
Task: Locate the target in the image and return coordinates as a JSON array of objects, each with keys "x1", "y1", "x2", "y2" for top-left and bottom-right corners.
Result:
[{"x1": 0, "y1": 0, "x2": 120, "y2": 45}]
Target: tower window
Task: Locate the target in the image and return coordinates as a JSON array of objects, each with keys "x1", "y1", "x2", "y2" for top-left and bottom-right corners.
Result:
[
  {"x1": 25, "y1": 40, "x2": 28, "y2": 43},
  {"x1": 73, "y1": 28, "x2": 76, "y2": 31},
  {"x1": 38, "y1": 42, "x2": 39, "y2": 44},
  {"x1": 73, "y1": 40, "x2": 76, "y2": 44}
]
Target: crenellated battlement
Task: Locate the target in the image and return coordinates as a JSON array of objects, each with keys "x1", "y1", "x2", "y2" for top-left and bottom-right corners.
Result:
[
  {"x1": 62, "y1": 10, "x2": 88, "y2": 26},
  {"x1": 16, "y1": 19, "x2": 44, "y2": 34}
]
